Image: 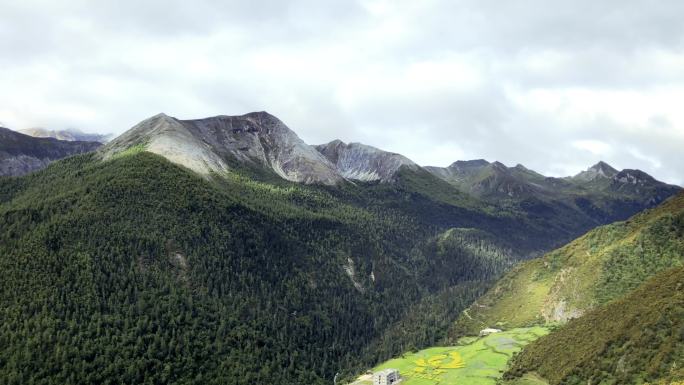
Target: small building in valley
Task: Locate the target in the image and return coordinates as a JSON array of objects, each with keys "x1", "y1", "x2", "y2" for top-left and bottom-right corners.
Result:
[
  {"x1": 479, "y1": 327, "x2": 502, "y2": 337},
  {"x1": 373, "y1": 368, "x2": 400, "y2": 385}
]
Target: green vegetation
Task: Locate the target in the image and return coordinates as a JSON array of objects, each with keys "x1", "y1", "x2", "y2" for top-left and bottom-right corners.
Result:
[
  {"x1": 0, "y1": 152, "x2": 529, "y2": 385},
  {"x1": 450, "y1": 192, "x2": 684, "y2": 337},
  {"x1": 1, "y1": 147, "x2": 679, "y2": 385},
  {"x1": 351, "y1": 327, "x2": 549, "y2": 385},
  {"x1": 107, "y1": 142, "x2": 147, "y2": 160},
  {"x1": 502, "y1": 267, "x2": 684, "y2": 385}
]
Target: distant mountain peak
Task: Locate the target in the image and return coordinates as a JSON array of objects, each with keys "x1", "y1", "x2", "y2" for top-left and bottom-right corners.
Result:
[
  {"x1": 448, "y1": 159, "x2": 490, "y2": 169},
  {"x1": 573, "y1": 161, "x2": 619, "y2": 181},
  {"x1": 490, "y1": 161, "x2": 508, "y2": 172},
  {"x1": 314, "y1": 140, "x2": 417, "y2": 182},
  {"x1": 589, "y1": 161, "x2": 618, "y2": 175}
]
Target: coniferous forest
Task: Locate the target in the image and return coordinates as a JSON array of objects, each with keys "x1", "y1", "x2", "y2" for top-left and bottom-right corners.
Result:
[{"x1": 0, "y1": 152, "x2": 528, "y2": 384}]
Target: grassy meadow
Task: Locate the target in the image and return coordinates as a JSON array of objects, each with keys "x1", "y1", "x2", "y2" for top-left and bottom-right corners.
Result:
[{"x1": 351, "y1": 327, "x2": 549, "y2": 385}]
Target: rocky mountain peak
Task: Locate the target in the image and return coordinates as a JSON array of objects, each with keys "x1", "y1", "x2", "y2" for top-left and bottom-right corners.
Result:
[
  {"x1": 100, "y1": 112, "x2": 343, "y2": 185},
  {"x1": 490, "y1": 161, "x2": 508, "y2": 171},
  {"x1": 589, "y1": 161, "x2": 618, "y2": 176},
  {"x1": 314, "y1": 140, "x2": 417, "y2": 182},
  {"x1": 448, "y1": 159, "x2": 490, "y2": 170},
  {"x1": 573, "y1": 161, "x2": 619, "y2": 182},
  {"x1": 612, "y1": 169, "x2": 656, "y2": 186}
]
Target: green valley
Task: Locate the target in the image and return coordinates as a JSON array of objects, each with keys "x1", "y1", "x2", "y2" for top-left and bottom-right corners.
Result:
[{"x1": 351, "y1": 327, "x2": 549, "y2": 385}]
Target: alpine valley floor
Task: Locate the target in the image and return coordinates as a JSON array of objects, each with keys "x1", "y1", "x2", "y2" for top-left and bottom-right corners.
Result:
[{"x1": 350, "y1": 327, "x2": 550, "y2": 385}]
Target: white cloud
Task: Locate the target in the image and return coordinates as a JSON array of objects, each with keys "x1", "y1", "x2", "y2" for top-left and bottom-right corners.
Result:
[
  {"x1": 0, "y1": 0, "x2": 683, "y2": 185},
  {"x1": 572, "y1": 140, "x2": 612, "y2": 156}
]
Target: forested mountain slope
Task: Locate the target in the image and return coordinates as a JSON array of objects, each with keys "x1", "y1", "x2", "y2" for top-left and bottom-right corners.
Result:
[
  {"x1": 451, "y1": 191, "x2": 684, "y2": 337},
  {"x1": 502, "y1": 266, "x2": 684, "y2": 385},
  {"x1": 0, "y1": 151, "x2": 528, "y2": 385}
]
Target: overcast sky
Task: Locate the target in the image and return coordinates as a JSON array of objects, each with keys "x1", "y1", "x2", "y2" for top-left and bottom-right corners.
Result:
[{"x1": 1, "y1": 0, "x2": 683, "y2": 184}]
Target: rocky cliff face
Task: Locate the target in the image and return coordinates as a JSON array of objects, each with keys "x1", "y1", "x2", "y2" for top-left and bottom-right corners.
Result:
[
  {"x1": 0, "y1": 127, "x2": 102, "y2": 176},
  {"x1": 314, "y1": 140, "x2": 418, "y2": 182},
  {"x1": 100, "y1": 112, "x2": 344, "y2": 185}
]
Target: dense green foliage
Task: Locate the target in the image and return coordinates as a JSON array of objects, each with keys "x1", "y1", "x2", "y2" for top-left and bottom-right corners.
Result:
[
  {"x1": 503, "y1": 267, "x2": 684, "y2": 385},
  {"x1": 0, "y1": 152, "x2": 525, "y2": 385},
  {"x1": 361, "y1": 228, "x2": 515, "y2": 364}
]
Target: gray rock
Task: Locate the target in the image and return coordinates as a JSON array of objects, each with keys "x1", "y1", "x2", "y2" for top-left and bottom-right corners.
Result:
[
  {"x1": 314, "y1": 140, "x2": 418, "y2": 182},
  {"x1": 572, "y1": 161, "x2": 619, "y2": 182},
  {"x1": 100, "y1": 112, "x2": 344, "y2": 185}
]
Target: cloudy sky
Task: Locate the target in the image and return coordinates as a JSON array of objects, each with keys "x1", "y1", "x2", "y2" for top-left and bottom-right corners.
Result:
[{"x1": 1, "y1": 0, "x2": 683, "y2": 184}]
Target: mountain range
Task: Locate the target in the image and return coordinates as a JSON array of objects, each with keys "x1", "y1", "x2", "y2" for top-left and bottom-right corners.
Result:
[
  {"x1": 5, "y1": 111, "x2": 680, "y2": 195},
  {"x1": 2, "y1": 111, "x2": 680, "y2": 256},
  {"x1": 97, "y1": 112, "x2": 680, "y2": 247}
]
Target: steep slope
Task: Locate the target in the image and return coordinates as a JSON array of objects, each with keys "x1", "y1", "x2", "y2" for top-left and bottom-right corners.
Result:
[
  {"x1": 314, "y1": 140, "x2": 418, "y2": 182},
  {"x1": 100, "y1": 112, "x2": 343, "y2": 185},
  {"x1": 503, "y1": 267, "x2": 684, "y2": 385},
  {"x1": 19, "y1": 127, "x2": 112, "y2": 143},
  {"x1": 450, "y1": 191, "x2": 684, "y2": 336},
  {"x1": 0, "y1": 126, "x2": 101, "y2": 176}
]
